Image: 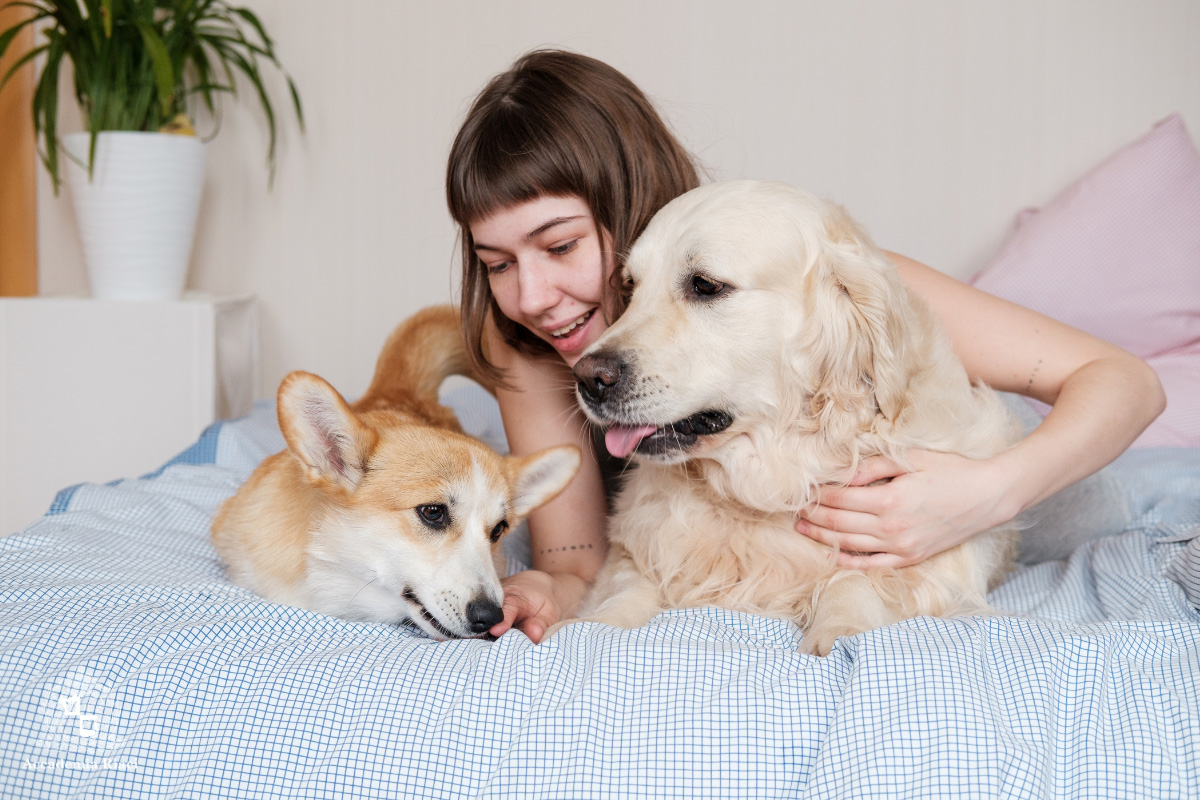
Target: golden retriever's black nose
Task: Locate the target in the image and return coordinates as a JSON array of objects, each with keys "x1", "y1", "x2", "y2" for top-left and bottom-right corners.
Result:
[
  {"x1": 574, "y1": 353, "x2": 623, "y2": 405},
  {"x1": 467, "y1": 598, "x2": 504, "y2": 633}
]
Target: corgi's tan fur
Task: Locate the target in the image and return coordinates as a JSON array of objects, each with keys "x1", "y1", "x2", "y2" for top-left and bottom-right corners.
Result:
[{"x1": 211, "y1": 305, "x2": 580, "y2": 639}]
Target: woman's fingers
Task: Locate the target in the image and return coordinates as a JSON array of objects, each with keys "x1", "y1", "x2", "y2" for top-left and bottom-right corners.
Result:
[
  {"x1": 799, "y1": 519, "x2": 920, "y2": 568},
  {"x1": 799, "y1": 501, "x2": 929, "y2": 564},
  {"x1": 489, "y1": 602, "x2": 517, "y2": 638},
  {"x1": 848, "y1": 455, "x2": 907, "y2": 486},
  {"x1": 795, "y1": 451, "x2": 1000, "y2": 568},
  {"x1": 492, "y1": 570, "x2": 557, "y2": 642},
  {"x1": 796, "y1": 519, "x2": 882, "y2": 553},
  {"x1": 833, "y1": 549, "x2": 911, "y2": 570},
  {"x1": 521, "y1": 616, "x2": 549, "y2": 644},
  {"x1": 800, "y1": 502, "x2": 881, "y2": 536}
]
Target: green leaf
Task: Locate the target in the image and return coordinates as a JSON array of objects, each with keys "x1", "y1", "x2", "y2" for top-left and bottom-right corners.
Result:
[
  {"x1": 0, "y1": 40, "x2": 47, "y2": 93},
  {"x1": 213, "y1": 39, "x2": 274, "y2": 139},
  {"x1": 0, "y1": 1, "x2": 56, "y2": 17},
  {"x1": 33, "y1": 30, "x2": 66, "y2": 191},
  {"x1": 286, "y1": 74, "x2": 302, "y2": 131},
  {"x1": 132, "y1": 20, "x2": 173, "y2": 117},
  {"x1": 187, "y1": 41, "x2": 220, "y2": 113},
  {"x1": 0, "y1": 9, "x2": 50, "y2": 64},
  {"x1": 227, "y1": 6, "x2": 271, "y2": 51},
  {"x1": 9, "y1": 0, "x2": 303, "y2": 189}
]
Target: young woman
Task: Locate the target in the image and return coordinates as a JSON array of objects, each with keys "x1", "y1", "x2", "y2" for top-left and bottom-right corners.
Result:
[{"x1": 445, "y1": 49, "x2": 1165, "y2": 643}]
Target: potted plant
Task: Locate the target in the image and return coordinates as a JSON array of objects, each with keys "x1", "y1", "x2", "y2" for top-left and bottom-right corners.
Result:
[{"x1": 0, "y1": 0, "x2": 303, "y2": 300}]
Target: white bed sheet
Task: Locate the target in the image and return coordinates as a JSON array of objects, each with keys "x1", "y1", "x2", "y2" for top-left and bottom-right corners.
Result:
[{"x1": 1, "y1": 390, "x2": 1198, "y2": 799}]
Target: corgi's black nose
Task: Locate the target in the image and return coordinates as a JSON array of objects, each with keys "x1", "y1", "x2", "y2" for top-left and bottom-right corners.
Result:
[
  {"x1": 574, "y1": 352, "x2": 623, "y2": 406},
  {"x1": 467, "y1": 598, "x2": 504, "y2": 633}
]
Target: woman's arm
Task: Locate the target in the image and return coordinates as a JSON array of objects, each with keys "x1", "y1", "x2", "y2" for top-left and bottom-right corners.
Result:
[
  {"x1": 893, "y1": 253, "x2": 1164, "y2": 503},
  {"x1": 484, "y1": 319, "x2": 609, "y2": 641},
  {"x1": 797, "y1": 252, "x2": 1166, "y2": 568}
]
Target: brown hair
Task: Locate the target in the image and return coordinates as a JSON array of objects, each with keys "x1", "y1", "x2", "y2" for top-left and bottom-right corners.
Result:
[{"x1": 446, "y1": 49, "x2": 700, "y2": 386}]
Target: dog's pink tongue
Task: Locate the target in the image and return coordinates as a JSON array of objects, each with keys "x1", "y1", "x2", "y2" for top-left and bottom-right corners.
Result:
[{"x1": 605, "y1": 425, "x2": 658, "y2": 458}]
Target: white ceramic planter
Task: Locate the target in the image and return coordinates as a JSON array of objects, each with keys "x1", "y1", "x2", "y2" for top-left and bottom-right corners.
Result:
[{"x1": 63, "y1": 132, "x2": 207, "y2": 301}]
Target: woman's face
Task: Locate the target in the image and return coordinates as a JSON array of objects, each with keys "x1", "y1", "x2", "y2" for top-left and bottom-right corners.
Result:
[{"x1": 471, "y1": 195, "x2": 616, "y2": 366}]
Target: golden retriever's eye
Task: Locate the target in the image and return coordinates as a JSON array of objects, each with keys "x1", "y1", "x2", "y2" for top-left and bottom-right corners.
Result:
[
  {"x1": 691, "y1": 274, "x2": 728, "y2": 298},
  {"x1": 416, "y1": 504, "x2": 450, "y2": 529},
  {"x1": 489, "y1": 520, "x2": 509, "y2": 543}
]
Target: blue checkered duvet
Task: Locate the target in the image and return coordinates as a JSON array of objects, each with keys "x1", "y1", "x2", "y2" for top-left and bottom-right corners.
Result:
[{"x1": 3, "y1": 392, "x2": 1199, "y2": 799}]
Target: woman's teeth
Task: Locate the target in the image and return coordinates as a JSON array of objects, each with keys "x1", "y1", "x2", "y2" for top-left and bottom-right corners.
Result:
[{"x1": 550, "y1": 311, "x2": 591, "y2": 338}]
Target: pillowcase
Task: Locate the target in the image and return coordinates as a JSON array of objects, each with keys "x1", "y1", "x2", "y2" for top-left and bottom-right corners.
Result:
[{"x1": 970, "y1": 114, "x2": 1200, "y2": 448}]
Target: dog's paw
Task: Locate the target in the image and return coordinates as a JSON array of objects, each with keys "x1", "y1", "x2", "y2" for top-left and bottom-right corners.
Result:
[{"x1": 798, "y1": 629, "x2": 840, "y2": 657}]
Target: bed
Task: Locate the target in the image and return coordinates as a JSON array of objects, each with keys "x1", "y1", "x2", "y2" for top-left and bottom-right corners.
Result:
[{"x1": 3, "y1": 116, "x2": 1200, "y2": 798}]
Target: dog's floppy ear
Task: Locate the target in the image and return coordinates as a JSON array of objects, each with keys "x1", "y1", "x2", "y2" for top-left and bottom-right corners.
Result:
[
  {"x1": 277, "y1": 371, "x2": 378, "y2": 491},
  {"x1": 804, "y1": 205, "x2": 912, "y2": 424},
  {"x1": 506, "y1": 445, "x2": 582, "y2": 518}
]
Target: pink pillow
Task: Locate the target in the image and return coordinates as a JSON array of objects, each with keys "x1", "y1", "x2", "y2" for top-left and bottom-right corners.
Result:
[{"x1": 970, "y1": 114, "x2": 1200, "y2": 448}]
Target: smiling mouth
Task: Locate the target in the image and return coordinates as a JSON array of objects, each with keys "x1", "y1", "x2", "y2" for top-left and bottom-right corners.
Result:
[
  {"x1": 604, "y1": 410, "x2": 733, "y2": 458},
  {"x1": 549, "y1": 309, "x2": 594, "y2": 339},
  {"x1": 401, "y1": 588, "x2": 458, "y2": 639}
]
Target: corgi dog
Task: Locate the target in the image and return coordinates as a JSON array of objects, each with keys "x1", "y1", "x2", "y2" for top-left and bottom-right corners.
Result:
[{"x1": 211, "y1": 305, "x2": 580, "y2": 639}]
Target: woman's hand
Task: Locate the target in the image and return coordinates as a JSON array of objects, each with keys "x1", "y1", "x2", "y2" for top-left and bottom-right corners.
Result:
[
  {"x1": 489, "y1": 569, "x2": 589, "y2": 643},
  {"x1": 795, "y1": 451, "x2": 1018, "y2": 569}
]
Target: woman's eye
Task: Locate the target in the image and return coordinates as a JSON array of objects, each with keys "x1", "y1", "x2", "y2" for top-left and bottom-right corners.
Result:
[
  {"x1": 416, "y1": 504, "x2": 449, "y2": 529},
  {"x1": 489, "y1": 520, "x2": 509, "y2": 543},
  {"x1": 485, "y1": 261, "x2": 511, "y2": 276},
  {"x1": 549, "y1": 240, "x2": 578, "y2": 256}
]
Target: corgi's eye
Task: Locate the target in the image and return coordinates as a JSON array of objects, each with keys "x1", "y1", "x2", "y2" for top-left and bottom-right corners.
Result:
[
  {"x1": 416, "y1": 504, "x2": 449, "y2": 529},
  {"x1": 489, "y1": 520, "x2": 509, "y2": 543}
]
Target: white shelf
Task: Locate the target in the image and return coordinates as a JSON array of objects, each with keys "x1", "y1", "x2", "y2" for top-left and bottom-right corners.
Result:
[{"x1": 0, "y1": 294, "x2": 259, "y2": 535}]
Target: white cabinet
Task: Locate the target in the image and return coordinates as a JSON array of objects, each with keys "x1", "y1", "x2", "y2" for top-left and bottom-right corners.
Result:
[{"x1": 0, "y1": 295, "x2": 258, "y2": 535}]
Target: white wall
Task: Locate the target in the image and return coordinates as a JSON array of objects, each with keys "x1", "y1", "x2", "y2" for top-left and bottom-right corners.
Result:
[{"x1": 37, "y1": 0, "x2": 1200, "y2": 403}]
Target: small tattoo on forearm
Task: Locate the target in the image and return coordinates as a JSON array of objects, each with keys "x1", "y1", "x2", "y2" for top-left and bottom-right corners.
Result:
[
  {"x1": 538, "y1": 543, "x2": 596, "y2": 556},
  {"x1": 1025, "y1": 358, "x2": 1043, "y2": 392}
]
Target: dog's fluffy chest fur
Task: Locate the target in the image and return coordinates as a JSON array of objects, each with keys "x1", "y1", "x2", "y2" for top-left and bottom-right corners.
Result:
[{"x1": 605, "y1": 461, "x2": 838, "y2": 623}]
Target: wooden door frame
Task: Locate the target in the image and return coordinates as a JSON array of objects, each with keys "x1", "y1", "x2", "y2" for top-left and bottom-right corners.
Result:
[{"x1": 0, "y1": 7, "x2": 38, "y2": 297}]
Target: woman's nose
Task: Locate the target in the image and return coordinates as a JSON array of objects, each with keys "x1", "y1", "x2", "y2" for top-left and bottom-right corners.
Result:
[{"x1": 516, "y1": 259, "x2": 561, "y2": 318}]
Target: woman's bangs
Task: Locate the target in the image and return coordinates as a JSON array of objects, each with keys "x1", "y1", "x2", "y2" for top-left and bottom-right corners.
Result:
[{"x1": 451, "y1": 111, "x2": 581, "y2": 224}]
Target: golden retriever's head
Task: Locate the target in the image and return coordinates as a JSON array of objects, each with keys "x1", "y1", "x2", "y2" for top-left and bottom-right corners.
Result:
[{"x1": 574, "y1": 180, "x2": 916, "y2": 481}]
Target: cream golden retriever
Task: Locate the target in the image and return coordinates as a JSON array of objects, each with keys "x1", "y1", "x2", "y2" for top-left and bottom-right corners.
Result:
[{"x1": 563, "y1": 179, "x2": 1019, "y2": 655}]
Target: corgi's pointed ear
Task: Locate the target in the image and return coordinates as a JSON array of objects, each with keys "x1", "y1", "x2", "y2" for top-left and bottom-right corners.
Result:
[
  {"x1": 277, "y1": 371, "x2": 377, "y2": 491},
  {"x1": 508, "y1": 445, "x2": 582, "y2": 518}
]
